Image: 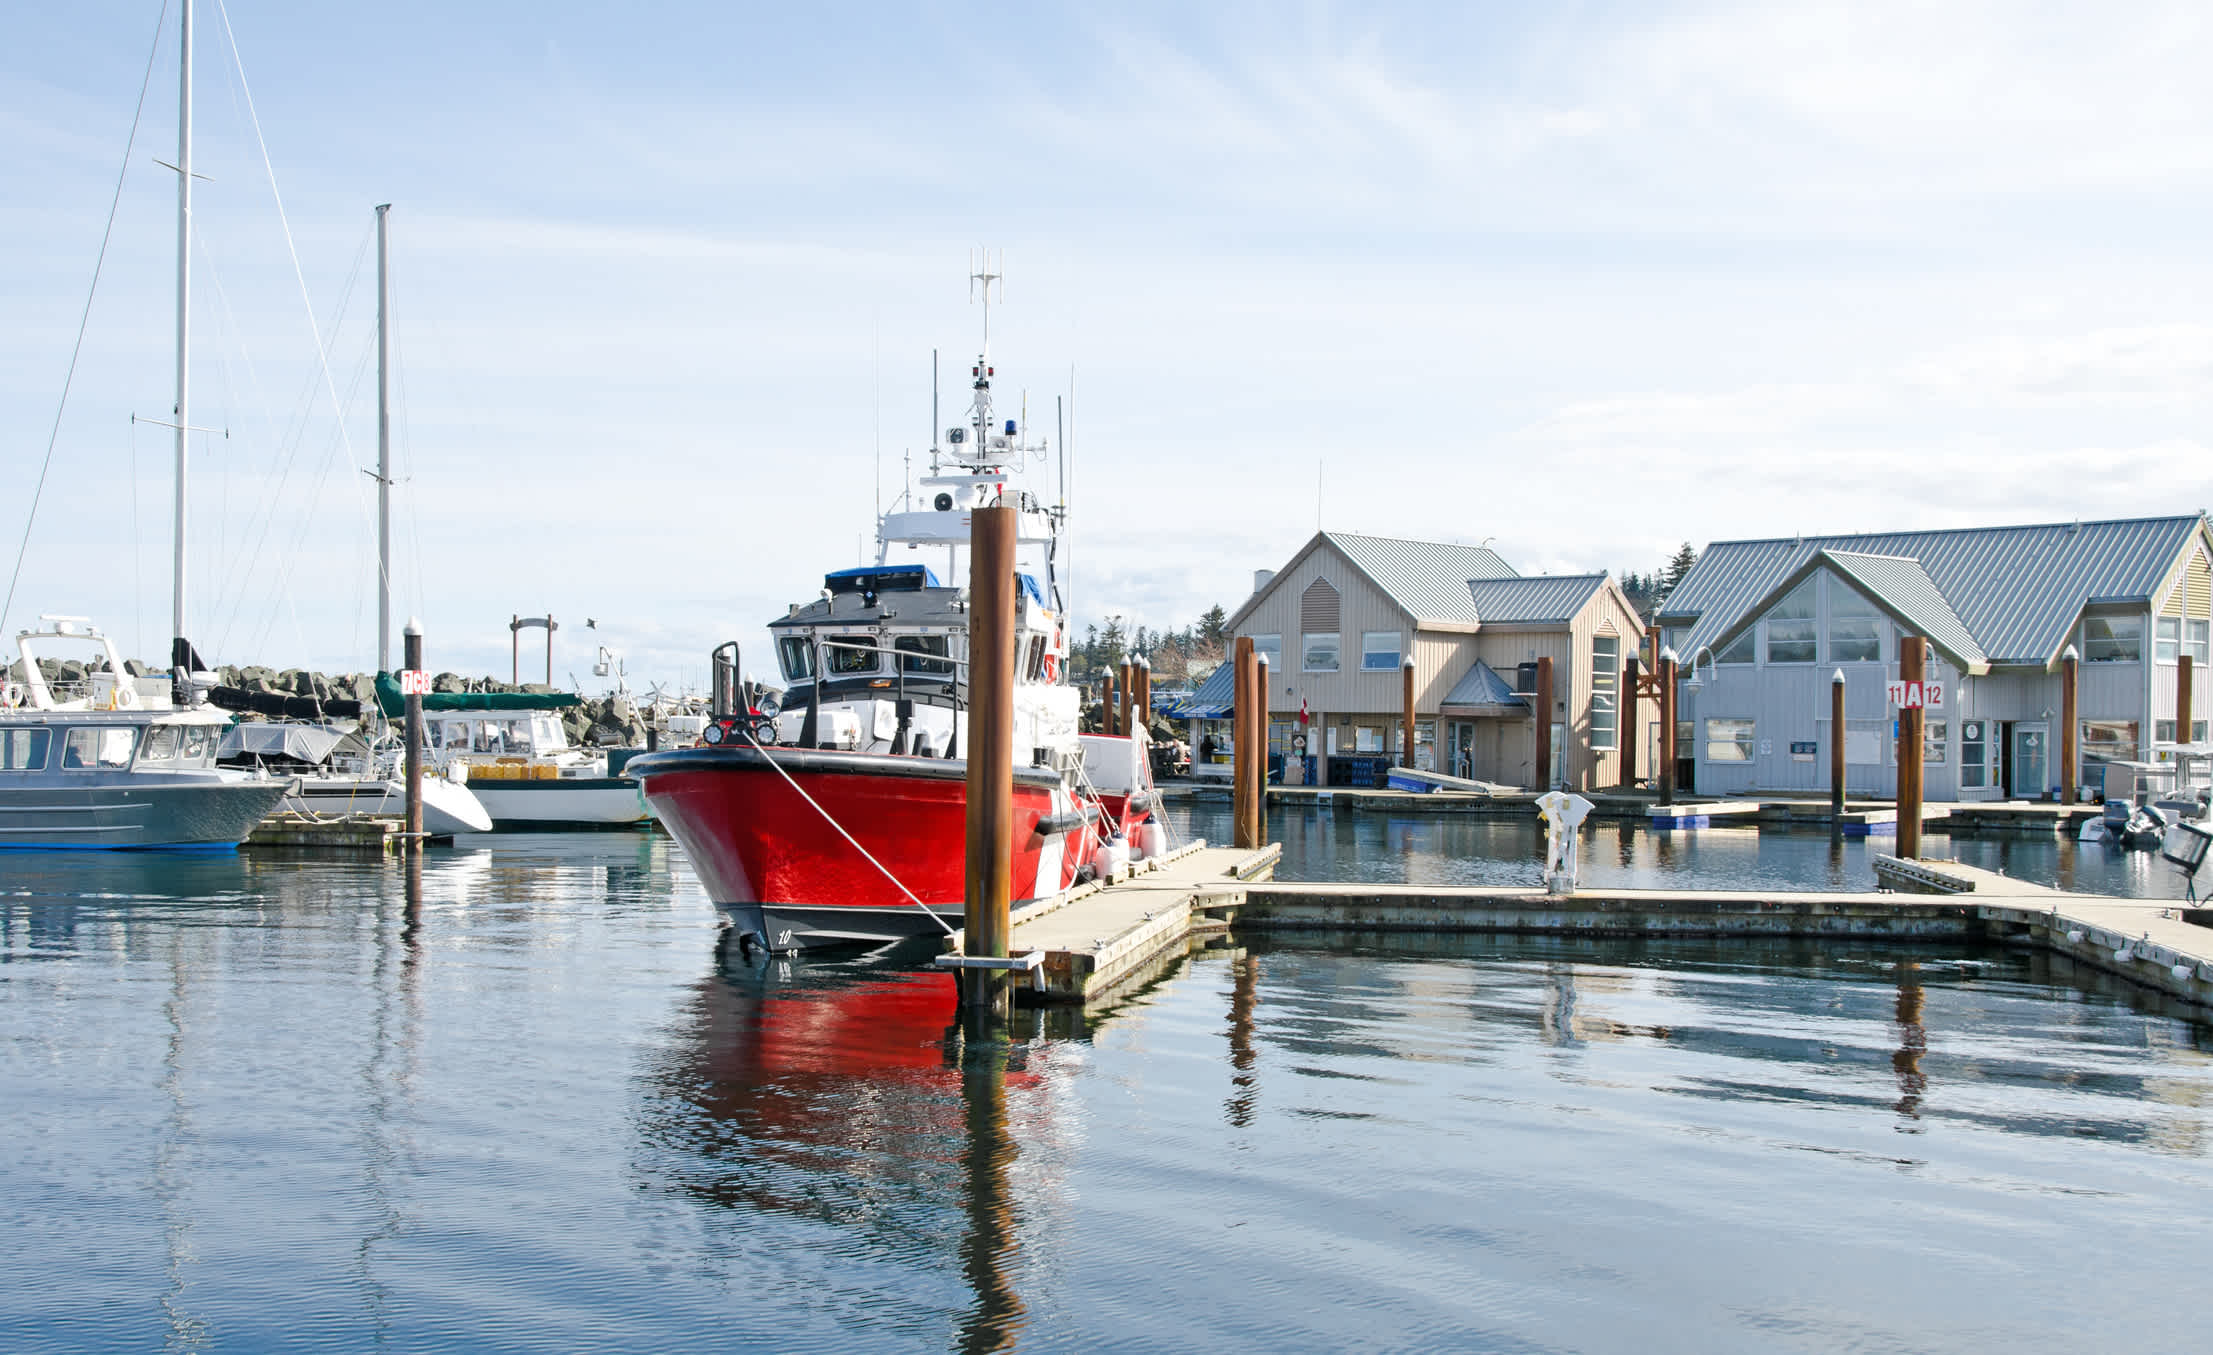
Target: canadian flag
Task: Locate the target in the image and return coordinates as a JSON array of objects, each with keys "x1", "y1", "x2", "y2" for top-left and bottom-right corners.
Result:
[{"x1": 1298, "y1": 696, "x2": 1309, "y2": 727}]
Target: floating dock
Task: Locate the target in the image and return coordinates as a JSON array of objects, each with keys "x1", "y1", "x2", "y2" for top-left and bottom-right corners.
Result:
[
  {"x1": 243, "y1": 812, "x2": 450, "y2": 853},
  {"x1": 974, "y1": 842, "x2": 2213, "y2": 1013}
]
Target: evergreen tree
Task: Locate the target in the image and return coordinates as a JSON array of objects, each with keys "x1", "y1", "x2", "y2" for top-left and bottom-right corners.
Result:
[
  {"x1": 1198, "y1": 605, "x2": 1228, "y2": 646},
  {"x1": 1662, "y1": 543, "x2": 1698, "y2": 591}
]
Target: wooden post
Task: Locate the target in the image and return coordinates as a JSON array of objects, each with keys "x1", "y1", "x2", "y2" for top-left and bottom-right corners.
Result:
[
  {"x1": 1619, "y1": 655, "x2": 1640, "y2": 790},
  {"x1": 1137, "y1": 658, "x2": 1152, "y2": 736},
  {"x1": 1102, "y1": 670, "x2": 1117, "y2": 736},
  {"x1": 1253, "y1": 654, "x2": 1270, "y2": 846},
  {"x1": 1533, "y1": 655, "x2": 1554, "y2": 790},
  {"x1": 1658, "y1": 649, "x2": 1678, "y2": 805},
  {"x1": 403, "y1": 619, "x2": 424, "y2": 850},
  {"x1": 1830, "y1": 668, "x2": 1847, "y2": 823},
  {"x1": 543, "y1": 616, "x2": 555, "y2": 689},
  {"x1": 510, "y1": 614, "x2": 519, "y2": 686},
  {"x1": 961, "y1": 504, "x2": 1017, "y2": 1014},
  {"x1": 1898, "y1": 635, "x2": 1924, "y2": 859},
  {"x1": 2061, "y1": 644, "x2": 2080, "y2": 806},
  {"x1": 2180, "y1": 653, "x2": 2195, "y2": 751},
  {"x1": 1401, "y1": 657, "x2": 1416, "y2": 768},
  {"x1": 1232, "y1": 637, "x2": 1255, "y2": 849}
]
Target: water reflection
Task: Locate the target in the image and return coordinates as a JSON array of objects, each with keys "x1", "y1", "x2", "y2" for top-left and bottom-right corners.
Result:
[
  {"x1": 637, "y1": 955, "x2": 1047, "y2": 1351},
  {"x1": 1166, "y1": 803, "x2": 2198, "y2": 899}
]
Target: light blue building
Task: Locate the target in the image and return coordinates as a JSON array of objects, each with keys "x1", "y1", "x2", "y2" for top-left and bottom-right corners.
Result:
[{"x1": 1654, "y1": 515, "x2": 2213, "y2": 802}]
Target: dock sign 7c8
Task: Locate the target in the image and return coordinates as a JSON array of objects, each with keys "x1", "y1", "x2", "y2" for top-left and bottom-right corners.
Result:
[
  {"x1": 1886, "y1": 680, "x2": 1945, "y2": 708},
  {"x1": 398, "y1": 669, "x2": 432, "y2": 696}
]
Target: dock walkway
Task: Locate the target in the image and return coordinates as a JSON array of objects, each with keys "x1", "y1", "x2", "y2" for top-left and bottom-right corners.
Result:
[{"x1": 960, "y1": 843, "x2": 2213, "y2": 1014}]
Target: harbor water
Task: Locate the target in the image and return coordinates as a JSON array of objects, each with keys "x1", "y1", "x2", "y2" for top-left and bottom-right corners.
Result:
[
  {"x1": 1162, "y1": 802, "x2": 2205, "y2": 899},
  {"x1": 5, "y1": 832, "x2": 2212, "y2": 1352}
]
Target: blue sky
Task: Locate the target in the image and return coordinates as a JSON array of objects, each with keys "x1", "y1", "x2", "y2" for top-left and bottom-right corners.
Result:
[{"x1": 7, "y1": 2, "x2": 2213, "y2": 692}]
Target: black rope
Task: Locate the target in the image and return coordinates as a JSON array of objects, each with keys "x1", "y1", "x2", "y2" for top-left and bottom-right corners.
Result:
[{"x1": 1, "y1": 0, "x2": 171, "y2": 640}]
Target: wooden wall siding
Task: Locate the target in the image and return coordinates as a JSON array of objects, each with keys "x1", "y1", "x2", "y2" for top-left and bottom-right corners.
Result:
[
  {"x1": 2158, "y1": 541, "x2": 2212, "y2": 617},
  {"x1": 1234, "y1": 543, "x2": 1415, "y2": 717},
  {"x1": 1412, "y1": 633, "x2": 1479, "y2": 707}
]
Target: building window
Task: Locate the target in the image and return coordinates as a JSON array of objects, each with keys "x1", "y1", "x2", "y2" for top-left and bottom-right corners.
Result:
[
  {"x1": 1827, "y1": 579, "x2": 1883, "y2": 662},
  {"x1": 2155, "y1": 720, "x2": 2210, "y2": 744},
  {"x1": 2191, "y1": 620, "x2": 2211, "y2": 665},
  {"x1": 1253, "y1": 634, "x2": 1282, "y2": 670},
  {"x1": 1302, "y1": 632, "x2": 1340, "y2": 673},
  {"x1": 2080, "y1": 719, "x2": 2140, "y2": 765},
  {"x1": 1705, "y1": 717, "x2": 1756, "y2": 762},
  {"x1": 2157, "y1": 617, "x2": 2180, "y2": 663},
  {"x1": 2081, "y1": 616, "x2": 2142, "y2": 663},
  {"x1": 1716, "y1": 630, "x2": 1755, "y2": 664},
  {"x1": 1361, "y1": 631, "x2": 1403, "y2": 671},
  {"x1": 1765, "y1": 579, "x2": 1816, "y2": 664},
  {"x1": 1590, "y1": 635, "x2": 1619, "y2": 751},
  {"x1": 1923, "y1": 719, "x2": 1948, "y2": 765}
]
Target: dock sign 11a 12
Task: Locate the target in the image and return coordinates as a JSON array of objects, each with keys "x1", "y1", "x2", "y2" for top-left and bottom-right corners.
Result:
[{"x1": 1885, "y1": 679, "x2": 1944, "y2": 708}]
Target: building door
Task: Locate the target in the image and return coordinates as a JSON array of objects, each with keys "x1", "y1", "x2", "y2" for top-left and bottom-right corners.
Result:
[
  {"x1": 1957, "y1": 719, "x2": 1999, "y2": 802},
  {"x1": 2008, "y1": 722, "x2": 2049, "y2": 801}
]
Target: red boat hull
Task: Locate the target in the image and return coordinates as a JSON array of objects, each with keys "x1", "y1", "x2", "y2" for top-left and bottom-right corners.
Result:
[{"x1": 628, "y1": 745, "x2": 1094, "y2": 949}]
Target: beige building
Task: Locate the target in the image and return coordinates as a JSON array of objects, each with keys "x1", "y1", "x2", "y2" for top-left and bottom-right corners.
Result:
[{"x1": 1217, "y1": 532, "x2": 1646, "y2": 791}]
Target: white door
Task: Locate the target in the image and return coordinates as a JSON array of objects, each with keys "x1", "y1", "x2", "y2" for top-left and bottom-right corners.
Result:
[{"x1": 1957, "y1": 719, "x2": 1999, "y2": 802}]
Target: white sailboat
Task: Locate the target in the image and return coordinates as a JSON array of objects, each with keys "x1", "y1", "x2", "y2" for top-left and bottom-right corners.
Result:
[{"x1": 0, "y1": 0, "x2": 294, "y2": 849}]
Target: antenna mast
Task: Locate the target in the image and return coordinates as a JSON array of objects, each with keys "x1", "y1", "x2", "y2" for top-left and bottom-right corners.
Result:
[{"x1": 171, "y1": 0, "x2": 193, "y2": 670}]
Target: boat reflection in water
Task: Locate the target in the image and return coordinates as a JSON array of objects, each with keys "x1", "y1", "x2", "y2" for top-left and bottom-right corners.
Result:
[{"x1": 636, "y1": 951, "x2": 1065, "y2": 1351}]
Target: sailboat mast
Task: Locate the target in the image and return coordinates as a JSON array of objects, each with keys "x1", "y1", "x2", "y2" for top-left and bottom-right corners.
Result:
[
  {"x1": 170, "y1": 0, "x2": 192, "y2": 669},
  {"x1": 375, "y1": 203, "x2": 392, "y2": 672}
]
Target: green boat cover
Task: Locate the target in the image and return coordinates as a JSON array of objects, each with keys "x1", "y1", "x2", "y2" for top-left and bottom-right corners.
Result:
[{"x1": 373, "y1": 672, "x2": 584, "y2": 720}]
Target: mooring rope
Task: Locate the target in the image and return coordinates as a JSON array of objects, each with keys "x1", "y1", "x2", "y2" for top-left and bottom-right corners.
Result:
[{"x1": 737, "y1": 726, "x2": 957, "y2": 938}]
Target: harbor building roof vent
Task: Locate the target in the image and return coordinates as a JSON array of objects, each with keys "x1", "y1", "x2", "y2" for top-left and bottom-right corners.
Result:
[
  {"x1": 1253, "y1": 569, "x2": 1275, "y2": 596},
  {"x1": 1302, "y1": 578, "x2": 1341, "y2": 632}
]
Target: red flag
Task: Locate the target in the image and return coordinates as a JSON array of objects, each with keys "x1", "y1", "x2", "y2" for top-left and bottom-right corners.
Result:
[{"x1": 1298, "y1": 696, "x2": 1309, "y2": 727}]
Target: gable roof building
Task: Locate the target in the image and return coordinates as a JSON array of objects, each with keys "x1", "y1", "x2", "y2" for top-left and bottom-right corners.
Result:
[
  {"x1": 1209, "y1": 532, "x2": 1643, "y2": 791},
  {"x1": 1657, "y1": 514, "x2": 2213, "y2": 802}
]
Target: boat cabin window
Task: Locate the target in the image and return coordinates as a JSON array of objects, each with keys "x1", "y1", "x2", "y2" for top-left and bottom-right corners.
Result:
[
  {"x1": 826, "y1": 636, "x2": 877, "y2": 676},
  {"x1": 140, "y1": 726, "x2": 181, "y2": 763},
  {"x1": 435, "y1": 721, "x2": 471, "y2": 751},
  {"x1": 1, "y1": 728, "x2": 51, "y2": 772},
  {"x1": 179, "y1": 726, "x2": 213, "y2": 764},
  {"x1": 778, "y1": 637, "x2": 816, "y2": 683},
  {"x1": 1024, "y1": 635, "x2": 1045, "y2": 680},
  {"x1": 533, "y1": 715, "x2": 567, "y2": 752},
  {"x1": 61, "y1": 726, "x2": 137, "y2": 770},
  {"x1": 896, "y1": 635, "x2": 955, "y2": 677}
]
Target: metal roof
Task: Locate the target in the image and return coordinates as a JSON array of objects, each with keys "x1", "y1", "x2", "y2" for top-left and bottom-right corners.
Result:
[
  {"x1": 1700, "y1": 550, "x2": 1988, "y2": 672},
  {"x1": 1438, "y1": 658, "x2": 1529, "y2": 713},
  {"x1": 1165, "y1": 660, "x2": 1236, "y2": 719},
  {"x1": 1464, "y1": 573, "x2": 1608, "y2": 625},
  {"x1": 1659, "y1": 516, "x2": 2207, "y2": 666},
  {"x1": 1322, "y1": 532, "x2": 1517, "y2": 624}
]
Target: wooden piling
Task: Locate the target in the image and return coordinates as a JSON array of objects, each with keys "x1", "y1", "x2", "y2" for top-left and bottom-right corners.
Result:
[
  {"x1": 962, "y1": 504, "x2": 1018, "y2": 1014},
  {"x1": 1830, "y1": 668, "x2": 1847, "y2": 823},
  {"x1": 1102, "y1": 670, "x2": 1117, "y2": 736},
  {"x1": 1658, "y1": 650, "x2": 1678, "y2": 805},
  {"x1": 1619, "y1": 655, "x2": 1640, "y2": 790},
  {"x1": 1137, "y1": 658, "x2": 1152, "y2": 736},
  {"x1": 1898, "y1": 635, "x2": 1925, "y2": 859},
  {"x1": 2061, "y1": 645, "x2": 2079, "y2": 807},
  {"x1": 1401, "y1": 657, "x2": 1416, "y2": 767},
  {"x1": 1252, "y1": 654, "x2": 1269, "y2": 847},
  {"x1": 1119, "y1": 660, "x2": 1136, "y2": 741},
  {"x1": 1533, "y1": 655, "x2": 1554, "y2": 790},
  {"x1": 1232, "y1": 636, "x2": 1255, "y2": 849},
  {"x1": 2180, "y1": 653, "x2": 2195, "y2": 750},
  {"x1": 403, "y1": 620, "x2": 424, "y2": 850}
]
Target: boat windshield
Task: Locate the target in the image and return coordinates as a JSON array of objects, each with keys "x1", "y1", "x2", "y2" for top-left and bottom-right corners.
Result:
[
  {"x1": 895, "y1": 635, "x2": 955, "y2": 677},
  {"x1": 141, "y1": 726, "x2": 180, "y2": 763},
  {"x1": 60, "y1": 727, "x2": 138, "y2": 770},
  {"x1": 1, "y1": 728, "x2": 51, "y2": 771},
  {"x1": 778, "y1": 636, "x2": 815, "y2": 683}
]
